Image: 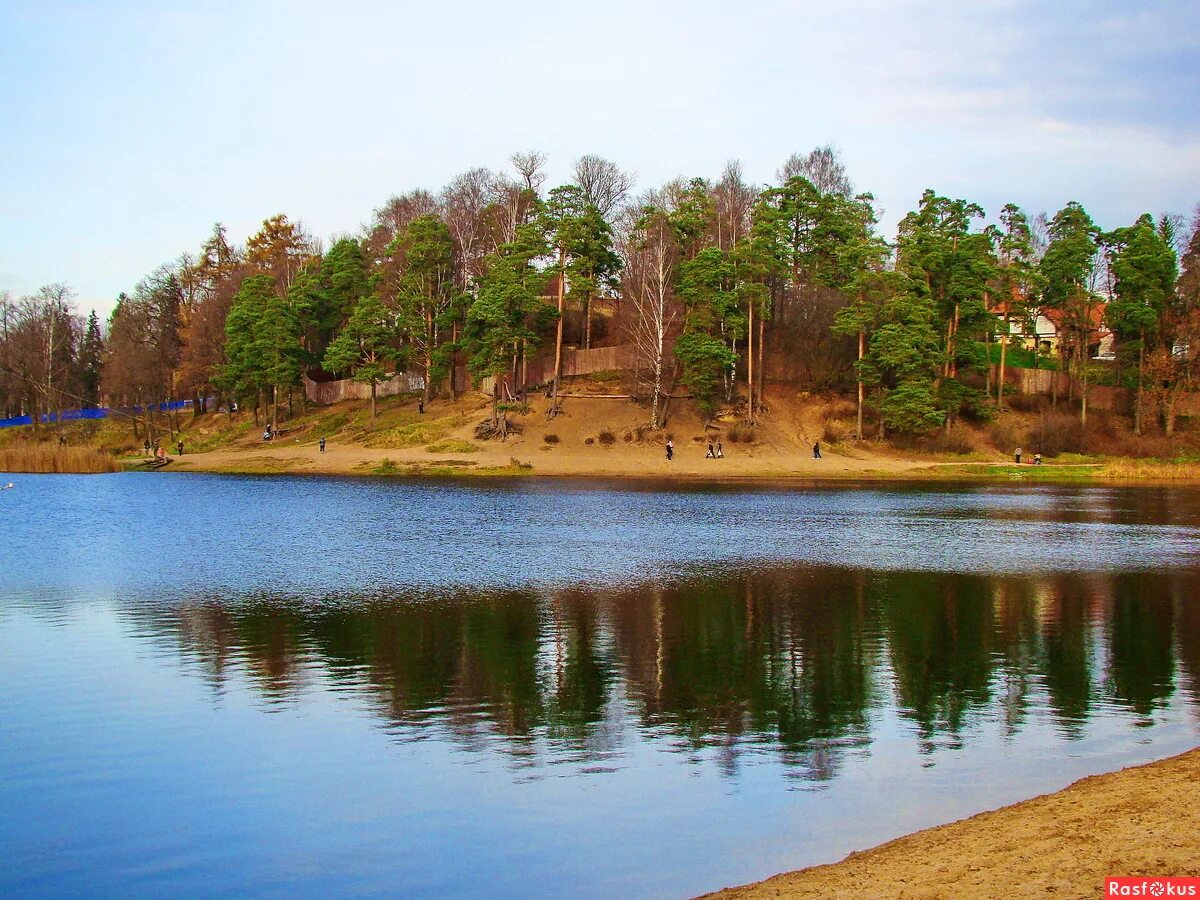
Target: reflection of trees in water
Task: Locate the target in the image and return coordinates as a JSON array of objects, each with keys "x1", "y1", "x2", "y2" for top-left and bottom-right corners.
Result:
[
  {"x1": 1105, "y1": 574, "x2": 1178, "y2": 719},
  {"x1": 126, "y1": 566, "x2": 1200, "y2": 776}
]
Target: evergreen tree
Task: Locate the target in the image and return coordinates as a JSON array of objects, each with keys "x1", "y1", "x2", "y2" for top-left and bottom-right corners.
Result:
[
  {"x1": 391, "y1": 215, "x2": 458, "y2": 402},
  {"x1": 1039, "y1": 202, "x2": 1100, "y2": 424},
  {"x1": 896, "y1": 190, "x2": 997, "y2": 429},
  {"x1": 988, "y1": 204, "x2": 1043, "y2": 411},
  {"x1": 323, "y1": 294, "x2": 403, "y2": 420},
  {"x1": 78, "y1": 309, "x2": 104, "y2": 408},
  {"x1": 675, "y1": 247, "x2": 740, "y2": 417},
  {"x1": 1105, "y1": 213, "x2": 1178, "y2": 433},
  {"x1": 224, "y1": 274, "x2": 301, "y2": 428},
  {"x1": 463, "y1": 224, "x2": 552, "y2": 427}
]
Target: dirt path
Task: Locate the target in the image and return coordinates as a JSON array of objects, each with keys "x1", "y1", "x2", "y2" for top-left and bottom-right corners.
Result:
[{"x1": 702, "y1": 748, "x2": 1200, "y2": 899}]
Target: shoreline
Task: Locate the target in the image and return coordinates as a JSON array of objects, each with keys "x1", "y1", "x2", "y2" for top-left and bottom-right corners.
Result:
[
  {"x1": 150, "y1": 451, "x2": 1200, "y2": 486},
  {"x1": 703, "y1": 747, "x2": 1200, "y2": 899}
]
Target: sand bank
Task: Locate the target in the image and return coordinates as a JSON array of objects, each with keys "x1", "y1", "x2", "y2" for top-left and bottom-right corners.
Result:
[{"x1": 704, "y1": 748, "x2": 1200, "y2": 899}]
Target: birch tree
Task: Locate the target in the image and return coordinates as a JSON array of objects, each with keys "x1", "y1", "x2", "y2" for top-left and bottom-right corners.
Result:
[{"x1": 622, "y1": 209, "x2": 681, "y2": 428}]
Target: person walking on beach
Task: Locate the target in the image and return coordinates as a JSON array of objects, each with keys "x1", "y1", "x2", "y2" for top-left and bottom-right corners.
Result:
[
  {"x1": 813, "y1": 441, "x2": 822, "y2": 459},
  {"x1": 665, "y1": 439, "x2": 674, "y2": 461},
  {"x1": 715, "y1": 439, "x2": 723, "y2": 459},
  {"x1": 705, "y1": 439, "x2": 715, "y2": 459},
  {"x1": 1015, "y1": 447, "x2": 1023, "y2": 464},
  {"x1": 319, "y1": 436, "x2": 326, "y2": 453}
]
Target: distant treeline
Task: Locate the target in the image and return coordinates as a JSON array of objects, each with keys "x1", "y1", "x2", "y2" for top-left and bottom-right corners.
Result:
[{"x1": 2, "y1": 148, "x2": 1198, "y2": 438}]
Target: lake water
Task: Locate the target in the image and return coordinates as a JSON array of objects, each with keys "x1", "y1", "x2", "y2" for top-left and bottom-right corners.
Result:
[{"x1": 1, "y1": 474, "x2": 1198, "y2": 897}]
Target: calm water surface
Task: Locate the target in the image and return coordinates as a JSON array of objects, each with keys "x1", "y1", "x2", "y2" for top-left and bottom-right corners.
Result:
[{"x1": 1, "y1": 474, "x2": 1199, "y2": 897}]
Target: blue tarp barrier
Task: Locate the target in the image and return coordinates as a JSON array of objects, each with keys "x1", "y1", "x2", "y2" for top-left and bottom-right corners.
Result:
[{"x1": 1, "y1": 398, "x2": 213, "y2": 428}]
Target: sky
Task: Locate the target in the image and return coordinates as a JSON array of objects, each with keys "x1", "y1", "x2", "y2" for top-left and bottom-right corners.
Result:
[{"x1": 1, "y1": 0, "x2": 1197, "y2": 318}]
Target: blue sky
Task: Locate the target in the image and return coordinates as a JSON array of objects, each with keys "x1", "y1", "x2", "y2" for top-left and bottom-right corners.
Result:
[{"x1": 2, "y1": 0, "x2": 1197, "y2": 317}]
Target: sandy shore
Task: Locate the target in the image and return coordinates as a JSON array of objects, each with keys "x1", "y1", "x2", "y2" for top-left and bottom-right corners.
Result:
[
  {"x1": 703, "y1": 748, "x2": 1200, "y2": 899},
  {"x1": 109, "y1": 392, "x2": 1196, "y2": 483}
]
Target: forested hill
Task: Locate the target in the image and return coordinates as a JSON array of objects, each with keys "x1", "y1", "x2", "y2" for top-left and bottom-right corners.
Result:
[{"x1": 2, "y1": 147, "x2": 1198, "y2": 446}]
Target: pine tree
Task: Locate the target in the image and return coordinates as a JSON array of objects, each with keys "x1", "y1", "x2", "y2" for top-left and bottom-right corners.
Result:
[
  {"x1": 323, "y1": 294, "x2": 403, "y2": 420},
  {"x1": 78, "y1": 309, "x2": 104, "y2": 408}
]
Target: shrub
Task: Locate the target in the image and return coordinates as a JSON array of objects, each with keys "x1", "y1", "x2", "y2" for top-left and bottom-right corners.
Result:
[
  {"x1": 584, "y1": 437, "x2": 595, "y2": 445},
  {"x1": 822, "y1": 419, "x2": 851, "y2": 444},
  {"x1": 598, "y1": 430, "x2": 616, "y2": 446},
  {"x1": 923, "y1": 425, "x2": 974, "y2": 455},
  {"x1": 827, "y1": 399, "x2": 857, "y2": 419},
  {"x1": 988, "y1": 420, "x2": 1021, "y2": 454},
  {"x1": 543, "y1": 433, "x2": 560, "y2": 444},
  {"x1": 622, "y1": 431, "x2": 633, "y2": 443},
  {"x1": 1027, "y1": 413, "x2": 1084, "y2": 457},
  {"x1": 728, "y1": 423, "x2": 756, "y2": 443},
  {"x1": 1006, "y1": 392, "x2": 1046, "y2": 413}
]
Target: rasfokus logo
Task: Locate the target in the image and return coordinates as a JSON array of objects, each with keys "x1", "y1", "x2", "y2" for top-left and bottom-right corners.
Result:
[{"x1": 1106, "y1": 878, "x2": 1200, "y2": 897}]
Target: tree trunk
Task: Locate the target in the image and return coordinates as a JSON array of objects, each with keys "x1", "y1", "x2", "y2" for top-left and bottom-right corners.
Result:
[
  {"x1": 271, "y1": 385, "x2": 279, "y2": 433},
  {"x1": 1164, "y1": 388, "x2": 1179, "y2": 436},
  {"x1": 552, "y1": 249, "x2": 565, "y2": 410},
  {"x1": 746, "y1": 298, "x2": 754, "y2": 420},
  {"x1": 997, "y1": 317, "x2": 1009, "y2": 412},
  {"x1": 755, "y1": 315, "x2": 765, "y2": 413},
  {"x1": 425, "y1": 311, "x2": 434, "y2": 403},
  {"x1": 949, "y1": 302, "x2": 960, "y2": 378},
  {"x1": 370, "y1": 380, "x2": 377, "y2": 419},
  {"x1": 856, "y1": 330, "x2": 864, "y2": 441},
  {"x1": 1133, "y1": 334, "x2": 1144, "y2": 436},
  {"x1": 583, "y1": 293, "x2": 591, "y2": 350}
]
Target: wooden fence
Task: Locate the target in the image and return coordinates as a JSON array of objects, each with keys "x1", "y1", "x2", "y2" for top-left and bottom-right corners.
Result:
[{"x1": 304, "y1": 371, "x2": 425, "y2": 405}]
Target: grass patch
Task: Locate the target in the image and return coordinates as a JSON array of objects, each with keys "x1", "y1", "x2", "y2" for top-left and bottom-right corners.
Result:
[
  {"x1": 372, "y1": 457, "x2": 401, "y2": 475},
  {"x1": 361, "y1": 413, "x2": 463, "y2": 449},
  {"x1": 425, "y1": 439, "x2": 480, "y2": 454}
]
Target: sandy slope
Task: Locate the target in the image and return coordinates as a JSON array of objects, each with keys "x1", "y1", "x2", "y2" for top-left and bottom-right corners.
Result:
[
  {"x1": 702, "y1": 748, "x2": 1200, "y2": 900},
  {"x1": 168, "y1": 390, "x2": 955, "y2": 479}
]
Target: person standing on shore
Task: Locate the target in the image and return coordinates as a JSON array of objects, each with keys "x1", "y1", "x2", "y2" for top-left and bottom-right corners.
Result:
[
  {"x1": 665, "y1": 439, "x2": 674, "y2": 461},
  {"x1": 1015, "y1": 447, "x2": 1023, "y2": 464},
  {"x1": 319, "y1": 437, "x2": 326, "y2": 453},
  {"x1": 813, "y1": 441, "x2": 822, "y2": 459},
  {"x1": 144, "y1": 439, "x2": 151, "y2": 457},
  {"x1": 176, "y1": 440, "x2": 183, "y2": 456}
]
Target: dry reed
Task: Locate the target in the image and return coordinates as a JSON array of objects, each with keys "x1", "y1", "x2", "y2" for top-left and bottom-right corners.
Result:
[
  {"x1": 1099, "y1": 459, "x2": 1200, "y2": 481},
  {"x1": 0, "y1": 446, "x2": 122, "y2": 474}
]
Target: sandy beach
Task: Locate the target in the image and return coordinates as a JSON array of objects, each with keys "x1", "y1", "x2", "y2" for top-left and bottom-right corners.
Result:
[{"x1": 703, "y1": 748, "x2": 1200, "y2": 899}]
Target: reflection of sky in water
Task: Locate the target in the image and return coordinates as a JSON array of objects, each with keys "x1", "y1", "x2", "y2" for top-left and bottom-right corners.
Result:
[
  {"x1": 1, "y1": 476, "x2": 1199, "y2": 897},
  {"x1": 3, "y1": 475, "x2": 1200, "y2": 605}
]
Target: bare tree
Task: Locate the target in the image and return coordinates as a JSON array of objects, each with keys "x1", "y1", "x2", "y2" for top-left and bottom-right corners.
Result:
[
  {"x1": 574, "y1": 154, "x2": 635, "y2": 219},
  {"x1": 510, "y1": 150, "x2": 547, "y2": 193},
  {"x1": 363, "y1": 190, "x2": 439, "y2": 264},
  {"x1": 486, "y1": 173, "x2": 539, "y2": 250},
  {"x1": 622, "y1": 208, "x2": 682, "y2": 428},
  {"x1": 712, "y1": 160, "x2": 757, "y2": 250},
  {"x1": 777, "y1": 144, "x2": 853, "y2": 198},
  {"x1": 440, "y1": 169, "x2": 495, "y2": 289}
]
